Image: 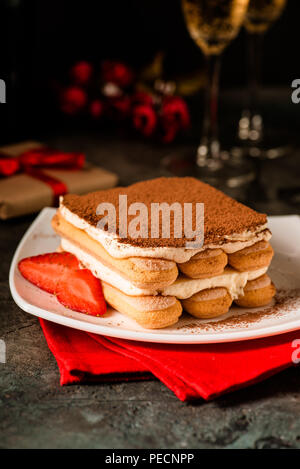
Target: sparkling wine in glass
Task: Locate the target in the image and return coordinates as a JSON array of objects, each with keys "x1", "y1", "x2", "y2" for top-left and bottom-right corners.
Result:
[
  {"x1": 245, "y1": 0, "x2": 286, "y2": 33},
  {"x1": 164, "y1": 0, "x2": 250, "y2": 188},
  {"x1": 182, "y1": 0, "x2": 250, "y2": 56}
]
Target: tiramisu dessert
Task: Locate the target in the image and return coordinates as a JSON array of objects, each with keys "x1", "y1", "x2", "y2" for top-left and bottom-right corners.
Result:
[{"x1": 46, "y1": 177, "x2": 276, "y2": 328}]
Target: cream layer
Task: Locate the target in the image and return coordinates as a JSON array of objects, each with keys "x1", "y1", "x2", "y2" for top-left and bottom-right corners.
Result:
[
  {"x1": 161, "y1": 267, "x2": 268, "y2": 300},
  {"x1": 61, "y1": 238, "x2": 268, "y2": 300},
  {"x1": 59, "y1": 203, "x2": 271, "y2": 263}
]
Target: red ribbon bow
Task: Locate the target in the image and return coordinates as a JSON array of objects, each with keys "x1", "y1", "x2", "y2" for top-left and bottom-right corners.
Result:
[{"x1": 0, "y1": 147, "x2": 85, "y2": 205}]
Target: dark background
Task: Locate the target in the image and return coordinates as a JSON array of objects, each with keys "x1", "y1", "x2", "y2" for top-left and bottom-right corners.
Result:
[
  {"x1": 0, "y1": 0, "x2": 298, "y2": 141},
  {"x1": 1, "y1": 2, "x2": 300, "y2": 449}
]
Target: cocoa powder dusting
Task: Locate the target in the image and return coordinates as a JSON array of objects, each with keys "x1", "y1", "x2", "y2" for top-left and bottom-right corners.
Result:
[{"x1": 62, "y1": 177, "x2": 267, "y2": 249}]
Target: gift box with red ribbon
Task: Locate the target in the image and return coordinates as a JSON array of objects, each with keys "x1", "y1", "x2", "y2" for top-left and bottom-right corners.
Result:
[{"x1": 0, "y1": 141, "x2": 118, "y2": 219}]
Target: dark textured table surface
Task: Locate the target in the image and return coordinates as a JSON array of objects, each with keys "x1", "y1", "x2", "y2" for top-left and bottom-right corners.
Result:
[{"x1": 1, "y1": 131, "x2": 300, "y2": 449}]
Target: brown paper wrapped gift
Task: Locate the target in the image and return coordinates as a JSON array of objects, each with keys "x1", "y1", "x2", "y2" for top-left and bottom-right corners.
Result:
[{"x1": 0, "y1": 141, "x2": 118, "y2": 219}]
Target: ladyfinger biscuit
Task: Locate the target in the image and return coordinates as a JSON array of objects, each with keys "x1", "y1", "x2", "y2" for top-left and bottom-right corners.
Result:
[
  {"x1": 178, "y1": 249, "x2": 228, "y2": 279},
  {"x1": 228, "y1": 241, "x2": 274, "y2": 272},
  {"x1": 234, "y1": 274, "x2": 276, "y2": 308},
  {"x1": 52, "y1": 213, "x2": 178, "y2": 289},
  {"x1": 101, "y1": 282, "x2": 182, "y2": 329},
  {"x1": 182, "y1": 287, "x2": 232, "y2": 319}
]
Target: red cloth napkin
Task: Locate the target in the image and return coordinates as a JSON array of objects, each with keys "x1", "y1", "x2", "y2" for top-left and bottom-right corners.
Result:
[{"x1": 40, "y1": 319, "x2": 299, "y2": 401}]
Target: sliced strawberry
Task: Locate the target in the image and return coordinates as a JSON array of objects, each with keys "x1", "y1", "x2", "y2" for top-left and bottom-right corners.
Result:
[
  {"x1": 18, "y1": 252, "x2": 79, "y2": 294},
  {"x1": 56, "y1": 269, "x2": 107, "y2": 316}
]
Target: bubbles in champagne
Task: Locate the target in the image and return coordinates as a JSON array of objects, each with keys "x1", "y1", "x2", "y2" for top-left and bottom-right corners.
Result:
[{"x1": 182, "y1": 0, "x2": 250, "y2": 55}]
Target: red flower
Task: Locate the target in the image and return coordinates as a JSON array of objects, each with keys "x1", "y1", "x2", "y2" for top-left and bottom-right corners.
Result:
[
  {"x1": 162, "y1": 96, "x2": 190, "y2": 129},
  {"x1": 101, "y1": 60, "x2": 134, "y2": 88},
  {"x1": 161, "y1": 96, "x2": 190, "y2": 143},
  {"x1": 132, "y1": 104, "x2": 157, "y2": 137},
  {"x1": 60, "y1": 86, "x2": 87, "y2": 115},
  {"x1": 89, "y1": 99, "x2": 104, "y2": 119},
  {"x1": 70, "y1": 61, "x2": 93, "y2": 85}
]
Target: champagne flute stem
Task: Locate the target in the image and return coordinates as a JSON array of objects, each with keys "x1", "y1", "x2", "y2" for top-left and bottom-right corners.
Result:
[
  {"x1": 197, "y1": 54, "x2": 222, "y2": 168},
  {"x1": 247, "y1": 32, "x2": 264, "y2": 141}
]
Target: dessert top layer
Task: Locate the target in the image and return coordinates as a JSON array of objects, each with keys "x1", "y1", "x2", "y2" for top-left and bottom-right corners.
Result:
[{"x1": 61, "y1": 177, "x2": 267, "y2": 249}]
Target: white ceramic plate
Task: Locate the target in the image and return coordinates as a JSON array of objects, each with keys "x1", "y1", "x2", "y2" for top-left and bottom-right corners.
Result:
[{"x1": 9, "y1": 208, "x2": 300, "y2": 344}]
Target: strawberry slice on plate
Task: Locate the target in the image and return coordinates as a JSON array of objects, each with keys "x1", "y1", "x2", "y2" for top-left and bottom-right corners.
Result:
[
  {"x1": 18, "y1": 252, "x2": 79, "y2": 294},
  {"x1": 56, "y1": 269, "x2": 107, "y2": 317},
  {"x1": 18, "y1": 252, "x2": 107, "y2": 317}
]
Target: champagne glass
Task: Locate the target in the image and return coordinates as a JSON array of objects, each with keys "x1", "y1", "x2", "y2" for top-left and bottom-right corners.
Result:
[
  {"x1": 238, "y1": 0, "x2": 288, "y2": 159},
  {"x1": 164, "y1": 0, "x2": 250, "y2": 188}
]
